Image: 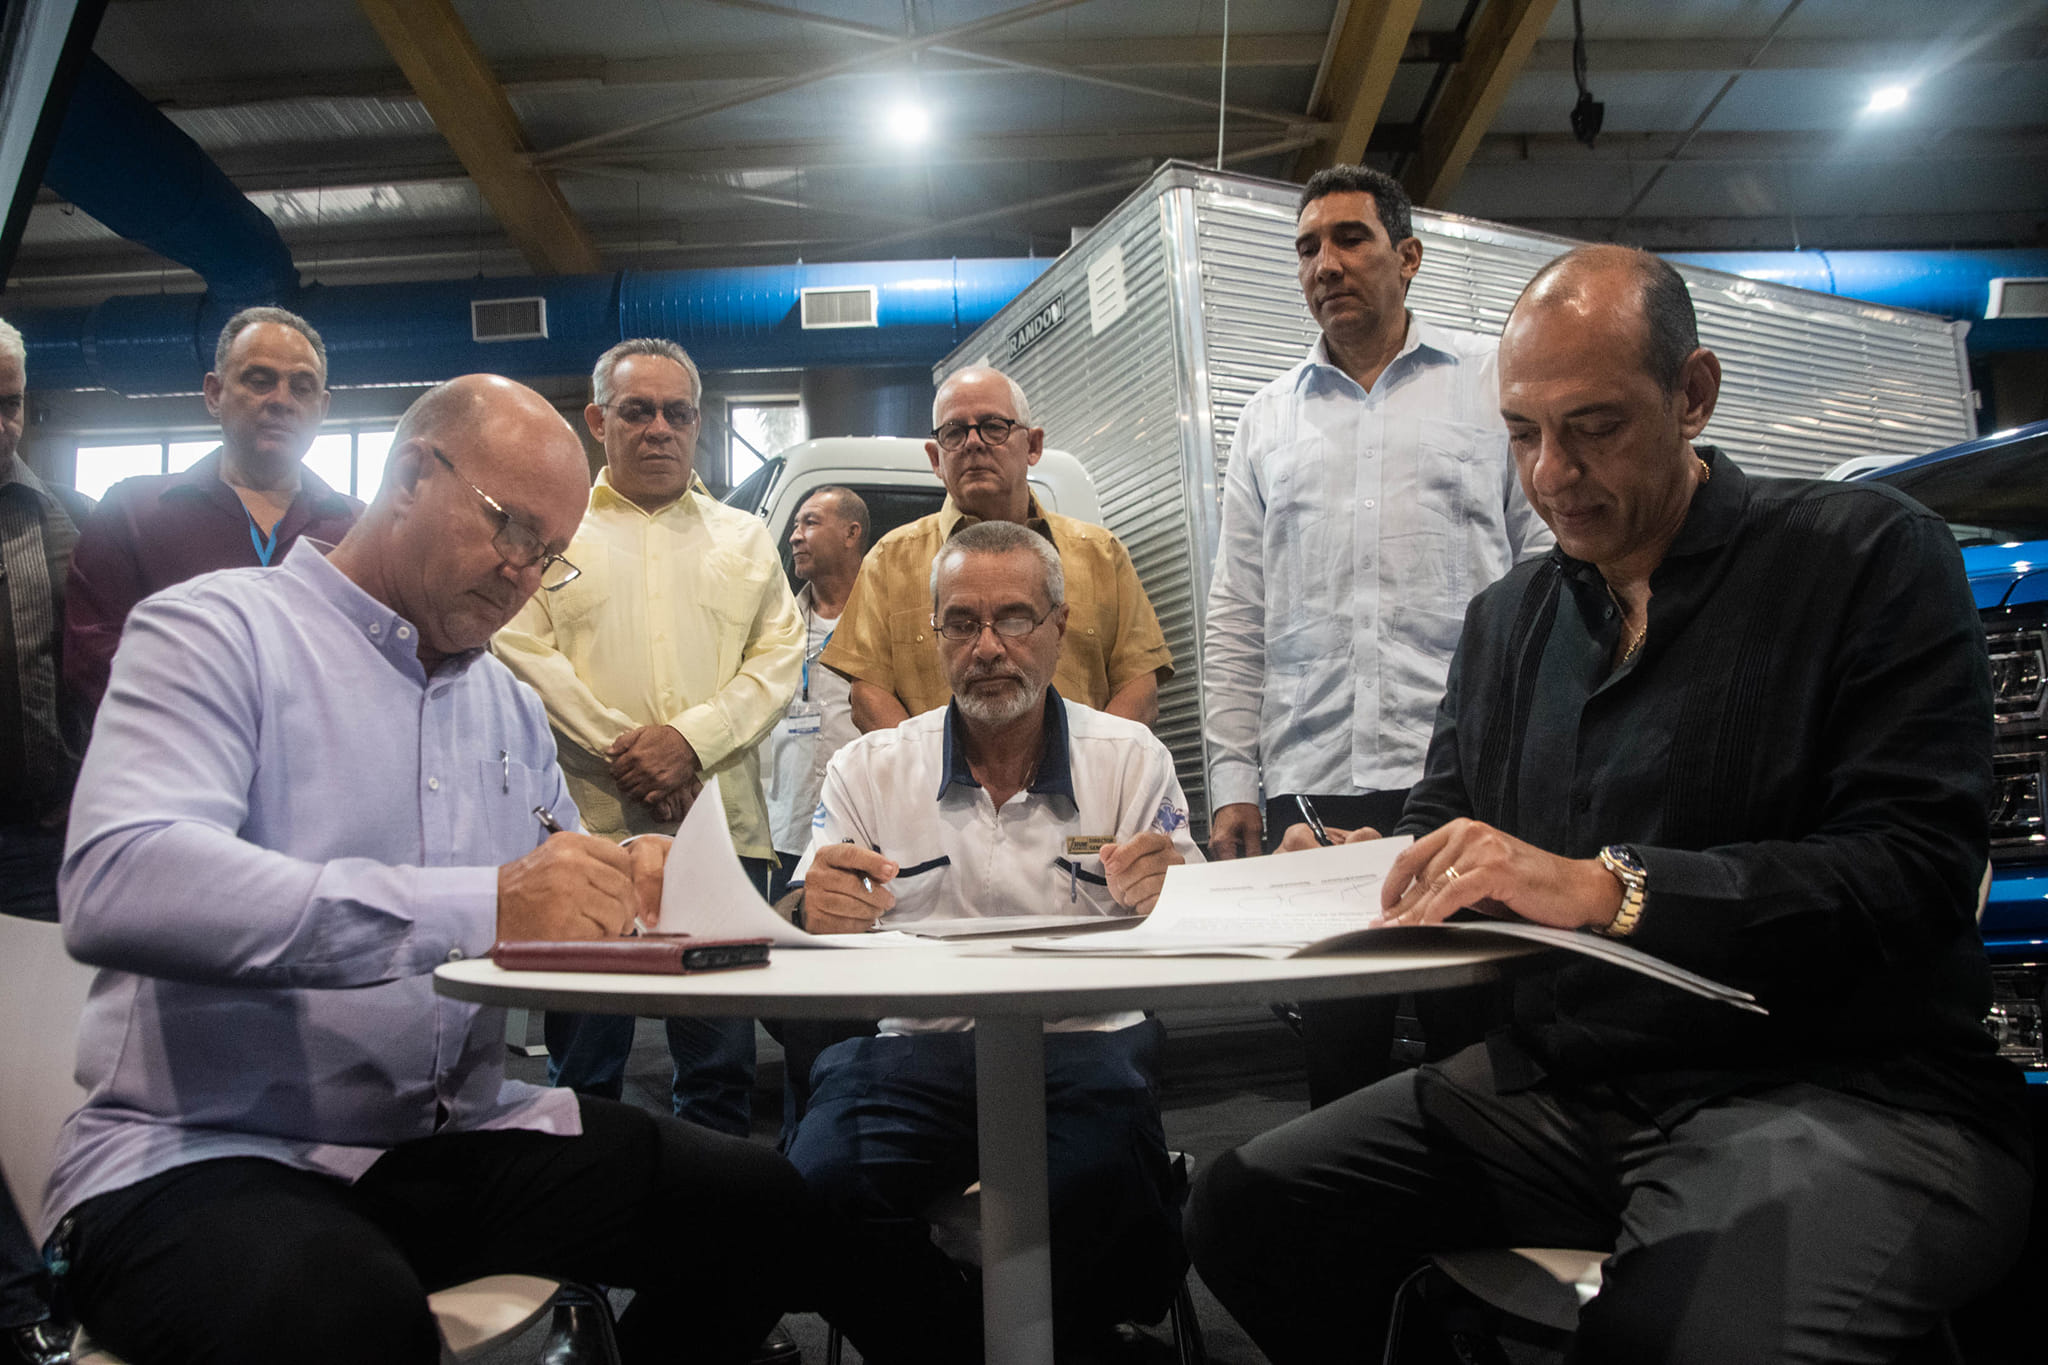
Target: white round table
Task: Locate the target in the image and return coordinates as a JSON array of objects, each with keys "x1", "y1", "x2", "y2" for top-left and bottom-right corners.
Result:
[{"x1": 436, "y1": 940, "x2": 1538, "y2": 1365}]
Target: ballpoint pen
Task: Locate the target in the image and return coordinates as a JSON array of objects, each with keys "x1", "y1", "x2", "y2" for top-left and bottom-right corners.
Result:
[
  {"x1": 1297, "y1": 795, "x2": 1334, "y2": 847},
  {"x1": 842, "y1": 837, "x2": 874, "y2": 893},
  {"x1": 533, "y1": 806, "x2": 564, "y2": 835}
]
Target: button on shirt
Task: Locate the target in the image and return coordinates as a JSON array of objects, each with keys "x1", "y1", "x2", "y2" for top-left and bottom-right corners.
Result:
[
  {"x1": 1203, "y1": 317, "x2": 1551, "y2": 808},
  {"x1": 793, "y1": 689, "x2": 1204, "y2": 1035},
  {"x1": 45, "y1": 540, "x2": 581, "y2": 1240},
  {"x1": 493, "y1": 472, "x2": 803, "y2": 856},
  {"x1": 764, "y1": 582, "x2": 859, "y2": 855}
]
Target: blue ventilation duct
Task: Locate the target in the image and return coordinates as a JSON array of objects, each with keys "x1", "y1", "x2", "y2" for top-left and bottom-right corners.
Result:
[
  {"x1": 1667, "y1": 250, "x2": 2048, "y2": 350},
  {"x1": 18, "y1": 258, "x2": 1054, "y2": 395},
  {"x1": 42, "y1": 54, "x2": 298, "y2": 313}
]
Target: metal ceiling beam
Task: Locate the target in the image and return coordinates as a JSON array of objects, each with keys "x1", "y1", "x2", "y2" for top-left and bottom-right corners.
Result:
[
  {"x1": 696, "y1": 0, "x2": 1311, "y2": 130},
  {"x1": 1300, "y1": 0, "x2": 1426, "y2": 174},
  {"x1": 139, "y1": 28, "x2": 2047, "y2": 111},
  {"x1": 1472, "y1": 127, "x2": 2048, "y2": 165},
  {"x1": 1524, "y1": 32, "x2": 2048, "y2": 72},
  {"x1": 354, "y1": 0, "x2": 601, "y2": 274},
  {"x1": 1403, "y1": 0, "x2": 1560, "y2": 207},
  {"x1": 531, "y1": 0, "x2": 1091, "y2": 164}
]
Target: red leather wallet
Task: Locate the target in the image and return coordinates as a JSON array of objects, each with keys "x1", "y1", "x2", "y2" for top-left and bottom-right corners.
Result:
[{"x1": 489, "y1": 937, "x2": 772, "y2": 974}]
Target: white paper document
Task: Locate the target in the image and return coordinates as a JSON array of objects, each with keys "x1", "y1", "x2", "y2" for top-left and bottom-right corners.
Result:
[
  {"x1": 653, "y1": 775, "x2": 921, "y2": 949},
  {"x1": 1016, "y1": 836, "x2": 1762, "y2": 1013}
]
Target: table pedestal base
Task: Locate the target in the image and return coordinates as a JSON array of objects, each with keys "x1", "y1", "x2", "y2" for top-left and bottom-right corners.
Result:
[{"x1": 975, "y1": 1014, "x2": 1052, "y2": 1365}]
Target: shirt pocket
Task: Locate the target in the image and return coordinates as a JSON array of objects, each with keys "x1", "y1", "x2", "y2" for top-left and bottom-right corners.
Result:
[
  {"x1": 886, "y1": 607, "x2": 949, "y2": 712},
  {"x1": 1056, "y1": 591, "x2": 1113, "y2": 702},
  {"x1": 1383, "y1": 418, "x2": 1505, "y2": 611},
  {"x1": 476, "y1": 756, "x2": 556, "y2": 856},
  {"x1": 1266, "y1": 433, "x2": 1343, "y2": 665},
  {"x1": 702, "y1": 546, "x2": 778, "y2": 674}
]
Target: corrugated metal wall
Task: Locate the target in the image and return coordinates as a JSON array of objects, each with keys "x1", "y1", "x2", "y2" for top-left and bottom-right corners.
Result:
[
  {"x1": 944, "y1": 163, "x2": 1975, "y2": 831},
  {"x1": 954, "y1": 173, "x2": 1216, "y2": 831}
]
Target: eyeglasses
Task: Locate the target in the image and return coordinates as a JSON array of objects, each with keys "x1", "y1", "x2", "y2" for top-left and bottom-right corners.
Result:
[
  {"x1": 429, "y1": 446, "x2": 581, "y2": 591},
  {"x1": 607, "y1": 399, "x2": 700, "y2": 429},
  {"x1": 931, "y1": 418, "x2": 1027, "y2": 452},
  {"x1": 931, "y1": 605, "x2": 1057, "y2": 643}
]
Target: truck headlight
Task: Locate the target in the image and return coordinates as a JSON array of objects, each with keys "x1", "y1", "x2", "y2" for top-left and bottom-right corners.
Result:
[
  {"x1": 1986, "y1": 624, "x2": 2047, "y2": 727},
  {"x1": 1990, "y1": 744, "x2": 2047, "y2": 850},
  {"x1": 1987, "y1": 967, "x2": 2044, "y2": 1070}
]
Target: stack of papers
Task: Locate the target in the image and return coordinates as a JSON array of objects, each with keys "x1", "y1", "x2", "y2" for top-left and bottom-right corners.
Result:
[{"x1": 1014, "y1": 838, "x2": 1762, "y2": 1014}]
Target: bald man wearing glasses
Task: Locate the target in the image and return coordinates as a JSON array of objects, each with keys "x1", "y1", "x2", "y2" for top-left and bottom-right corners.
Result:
[{"x1": 494, "y1": 338, "x2": 803, "y2": 1141}]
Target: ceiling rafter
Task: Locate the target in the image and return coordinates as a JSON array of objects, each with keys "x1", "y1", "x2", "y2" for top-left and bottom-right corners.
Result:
[
  {"x1": 1403, "y1": 0, "x2": 1560, "y2": 207},
  {"x1": 692, "y1": 0, "x2": 1314, "y2": 133},
  {"x1": 354, "y1": 0, "x2": 600, "y2": 274},
  {"x1": 1300, "y1": 0, "x2": 1426, "y2": 174},
  {"x1": 530, "y1": 0, "x2": 1092, "y2": 165}
]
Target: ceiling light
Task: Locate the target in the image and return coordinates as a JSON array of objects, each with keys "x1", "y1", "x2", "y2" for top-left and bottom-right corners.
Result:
[
  {"x1": 886, "y1": 102, "x2": 931, "y2": 144},
  {"x1": 1865, "y1": 84, "x2": 1911, "y2": 114}
]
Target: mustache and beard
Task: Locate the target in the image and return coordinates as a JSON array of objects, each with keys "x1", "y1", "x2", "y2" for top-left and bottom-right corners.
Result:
[{"x1": 952, "y1": 664, "x2": 1044, "y2": 726}]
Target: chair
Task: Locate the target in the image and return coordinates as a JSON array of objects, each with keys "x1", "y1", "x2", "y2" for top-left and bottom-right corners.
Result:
[
  {"x1": 0, "y1": 914, "x2": 615, "y2": 1365},
  {"x1": 823, "y1": 1152, "x2": 1208, "y2": 1365}
]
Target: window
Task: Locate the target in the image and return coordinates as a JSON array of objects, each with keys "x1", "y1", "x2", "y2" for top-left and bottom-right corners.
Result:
[
  {"x1": 71, "y1": 427, "x2": 401, "y2": 502},
  {"x1": 725, "y1": 400, "x2": 805, "y2": 490}
]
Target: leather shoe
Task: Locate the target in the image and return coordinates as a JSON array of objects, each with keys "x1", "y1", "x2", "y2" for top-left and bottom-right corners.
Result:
[
  {"x1": 751, "y1": 1320, "x2": 801, "y2": 1364},
  {"x1": 3, "y1": 1321, "x2": 71, "y2": 1365}
]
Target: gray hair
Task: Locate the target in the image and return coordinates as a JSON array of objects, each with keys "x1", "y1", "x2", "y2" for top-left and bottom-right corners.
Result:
[
  {"x1": 809, "y1": 485, "x2": 871, "y2": 550},
  {"x1": 932, "y1": 366, "x2": 1032, "y2": 428},
  {"x1": 593, "y1": 338, "x2": 701, "y2": 408},
  {"x1": 930, "y1": 519, "x2": 1064, "y2": 611},
  {"x1": 214, "y1": 306, "x2": 327, "y2": 382},
  {"x1": 0, "y1": 317, "x2": 23, "y2": 368}
]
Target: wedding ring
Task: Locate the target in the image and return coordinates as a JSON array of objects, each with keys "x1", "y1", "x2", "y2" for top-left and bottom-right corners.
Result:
[{"x1": 1443, "y1": 866, "x2": 1461, "y2": 882}]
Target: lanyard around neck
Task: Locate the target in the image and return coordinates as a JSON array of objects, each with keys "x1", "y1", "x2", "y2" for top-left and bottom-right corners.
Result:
[{"x1": 246, "y1": 507, "x2": 282, "y2": 566}]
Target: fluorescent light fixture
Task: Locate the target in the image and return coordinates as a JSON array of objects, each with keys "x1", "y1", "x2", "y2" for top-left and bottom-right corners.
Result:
[
  {"x1": 886, "y1": 102, "x2": 931, "y2": 143},
  {"x1": 1865, "y1": 84, "x2": 1911, "y2": 114}
]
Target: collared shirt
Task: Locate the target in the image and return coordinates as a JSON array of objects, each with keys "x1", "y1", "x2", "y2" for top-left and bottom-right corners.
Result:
[
  {"x1": 764, "y1": 581, "x2": 859, "y2": 855},
  {"x1": 820, "y1": 496, "x2": 1172, "y2": 718},
  {"x1": 493, "y1": 471, "x2": 802, "y2": 857},
  {"x1": 1399, "y1": 447, "x2": 2021, "y2": 1148},
  {"x1": 1202, "y1": 316, "x2": 1551, "y2": 808},
  {"x1": 0, "y1": 455, "x2": 91, "y2": 819},
  {"x1": 46, "y1": 540, "x2": 581, "y2": 1239},
  {"x1": 62, "y1": 447, "x2": 361, "y2": 714},
  {"x1": 792, "y1": 689, "x2": 1203, "y2": 1035}
]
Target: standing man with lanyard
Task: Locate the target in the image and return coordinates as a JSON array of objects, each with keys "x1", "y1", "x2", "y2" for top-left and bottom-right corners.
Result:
[
  {"x1": 1201, "y1": 166, "x2": 1548, "y2": 1103},
  {"x1": 761, "y1": 486, "x2": 871, "y2": 1149},
  {"x1": 64, "y1": 307, "x2": 360, "y2": 714}
]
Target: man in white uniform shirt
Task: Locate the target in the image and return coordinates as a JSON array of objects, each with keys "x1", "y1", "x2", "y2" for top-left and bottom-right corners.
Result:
[
  {"x1": 1201, "y1": 165, "x2": 1550, "y2": 1103},
  {"x1": 781, "y1": 521, "x2": 1195, "y2": 1364}
]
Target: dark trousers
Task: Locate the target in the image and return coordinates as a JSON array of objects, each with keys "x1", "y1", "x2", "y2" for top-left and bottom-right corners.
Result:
[
  {"x1": 544, "y1": 855, "x2": 771, "y2": 1135},
  {"x1": 1270, "y1": 790, "x2": 1499, "y2": 1107},
  {"x1": 2, "y1": 823, "x2": 63, "y2": 1330},
  {"x1": 788, "y1": 1019, "x2": 1184, "y2": 1364},
  {"x1": 1189, "y1": 1042, "x2": 2033, "y2": 1365},
  {"x1": 58, "y1": 1095, "x2": 821, "y2": 1365}
]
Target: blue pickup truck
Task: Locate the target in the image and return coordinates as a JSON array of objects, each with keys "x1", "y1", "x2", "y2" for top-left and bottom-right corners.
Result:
[{"x1": 1854, "y1": 419, "x2": 2048, "y2": 1081}]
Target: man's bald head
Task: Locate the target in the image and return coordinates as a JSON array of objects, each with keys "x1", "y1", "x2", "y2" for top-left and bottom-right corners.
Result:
[
  {"x1": 338, "y1": 374, "x2": 591, "y2": 667},
  {"x1": 1511, "y1": 244, "x2": 1700, "y2": 395}
]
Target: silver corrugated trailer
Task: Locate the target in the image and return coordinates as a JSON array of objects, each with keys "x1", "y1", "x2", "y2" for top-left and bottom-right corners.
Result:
[{"x1": 939, "y1": 161, "x2": 1976, "y2": 836}]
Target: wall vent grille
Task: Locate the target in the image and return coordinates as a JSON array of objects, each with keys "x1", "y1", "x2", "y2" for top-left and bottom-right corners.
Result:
[
  {"x1": 471, "y1": 297, "x2": 548, "y2": 342},
  {"x1": 800, "y1": 286, "x2": 879, "y2": 329}
]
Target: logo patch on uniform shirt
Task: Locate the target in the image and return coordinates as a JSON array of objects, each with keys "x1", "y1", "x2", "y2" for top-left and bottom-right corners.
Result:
[
  {"x1": 812, "y1": 802, "x2": 829, "y2": 829},
  {"x1": 1154, "y1": 800, "x2": 1188, "y2": 833}
]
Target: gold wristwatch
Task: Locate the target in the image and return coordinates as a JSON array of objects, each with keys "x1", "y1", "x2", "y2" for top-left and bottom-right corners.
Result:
[{"x1": 1597, "y1": 845, "x2": 1647, "y2": 938}]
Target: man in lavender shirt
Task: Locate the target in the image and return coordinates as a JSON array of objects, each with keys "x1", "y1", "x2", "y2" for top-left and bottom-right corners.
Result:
[{"x1": 44, "y1": 375, "x2": 820, "y2": 1364}]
